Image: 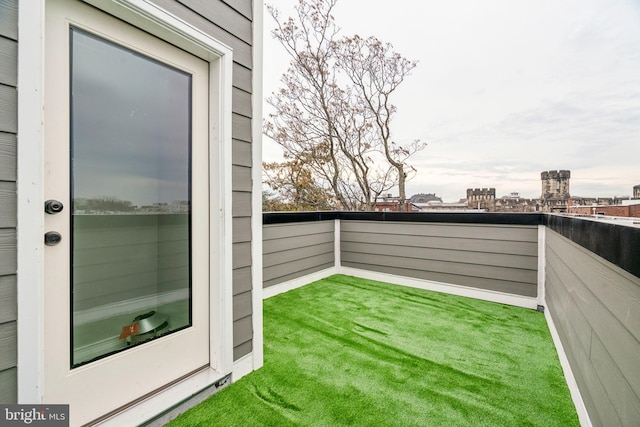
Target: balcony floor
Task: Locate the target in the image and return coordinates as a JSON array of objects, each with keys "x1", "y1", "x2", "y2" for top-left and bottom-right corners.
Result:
[{"x1": 169, "y1": 275, "x2": 579, "y2": 426}]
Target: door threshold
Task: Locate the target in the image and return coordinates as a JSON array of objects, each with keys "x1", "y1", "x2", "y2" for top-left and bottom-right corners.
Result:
[{"x1": 91, "y1": 366, "x2": 230, "y2": 427}]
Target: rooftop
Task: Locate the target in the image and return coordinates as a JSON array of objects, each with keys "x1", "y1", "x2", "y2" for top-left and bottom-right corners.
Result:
[
  {"x1": 170, "y1": 275, "x2": 579, "y2": 426},
  {"x1": 171, "y1": 211, "x2": 639, "y2": 426}
]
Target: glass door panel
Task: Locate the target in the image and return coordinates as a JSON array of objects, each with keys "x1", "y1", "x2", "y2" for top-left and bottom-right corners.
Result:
[{"x1": 70, "y1": 28, "x2": 192, "y2": 366}]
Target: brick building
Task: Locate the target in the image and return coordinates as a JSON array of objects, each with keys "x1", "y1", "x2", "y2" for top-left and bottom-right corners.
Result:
[{"x1": 567, "y1": 201, "x2": 640, "y2": 218}]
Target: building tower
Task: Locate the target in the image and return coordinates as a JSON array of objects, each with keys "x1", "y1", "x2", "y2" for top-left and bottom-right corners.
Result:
[
  {"x1": 466, "y1": 188, "x2": 496, "y2": 211},
  {"x1": 541, "y1": 170, "x2": 571, "y2": 199},
  {"x1": 634, "y1": 185, "x2": 640, "y2": 199}
]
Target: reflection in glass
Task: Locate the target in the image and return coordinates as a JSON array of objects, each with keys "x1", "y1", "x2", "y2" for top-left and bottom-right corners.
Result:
[{"x1": 70, "y1": 28, "x2": 192, "y2": 366}]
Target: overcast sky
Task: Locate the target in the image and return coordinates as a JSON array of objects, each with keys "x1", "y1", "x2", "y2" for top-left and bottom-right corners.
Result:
[{"x1": 262, "y1": 0, "x2": 640, "y2": 202}]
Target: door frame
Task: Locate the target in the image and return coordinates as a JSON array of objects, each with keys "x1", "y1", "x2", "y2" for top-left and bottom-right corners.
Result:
[{"x1": 17, "y1": 0, "x2": 234, "y2": 416}]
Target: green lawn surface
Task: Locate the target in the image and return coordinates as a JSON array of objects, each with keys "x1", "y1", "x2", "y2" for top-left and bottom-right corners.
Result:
[{"x1": 168, "y1": 275, "x2": 579, "y2": 426}]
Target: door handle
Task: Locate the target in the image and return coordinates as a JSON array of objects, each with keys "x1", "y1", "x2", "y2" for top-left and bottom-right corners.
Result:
[
  {"x1": 44, "y1": 231, "x2": 62, "y2": 246},
  {"x1": 45, "y1": 199, "x2": 64, "y2": 214}
]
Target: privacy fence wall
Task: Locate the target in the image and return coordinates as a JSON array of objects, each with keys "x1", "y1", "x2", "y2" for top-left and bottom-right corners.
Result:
[{"x1": 263, "y1": 212, "x2": 640, "y2": 427}]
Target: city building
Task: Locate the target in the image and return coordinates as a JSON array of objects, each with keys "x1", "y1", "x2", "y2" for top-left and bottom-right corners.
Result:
[{"x1": 464, "y1": 171, "x2": 637, "y2": 216}]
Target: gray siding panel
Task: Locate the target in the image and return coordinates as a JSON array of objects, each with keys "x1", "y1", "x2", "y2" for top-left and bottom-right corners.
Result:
[
  {"x1": 233, "y1": 290, "x2": 252, "y2": 321},
  {"x1": 232, "y1": 165, "x2": 252, "y2": 192},
  {"x1": 263, "y1": 221, "x2": 334, "y2": 240},
  {"x1": 0, "y1": 275, "x2": 16, "y2": 324},
  {"x1": 232, "y1": 191, "x2": 252, "y2": 217},
  {"x1": 341, "y1": 230, "x2": 537, "y2": 256},
  {"x1": 233, "y1": 340, "x2": 252, "y2": 361},
  {"x1": 222, "y1": 0, "x2": 252, "y2": 19},
  {"x1": 0, "y1": 0, "x2": 18, "y2": 40},
  {"x1": 341, "y1": 241, "x2": 538, "y2": 271},
  {"x1": 232, "y1": 87, "x2": 252, "y2": 117},
  {"x1": 0, "y1": 182, "x2": 15, "y2": 228},
  {"x1": 340, "y1": 221, "x2": 538, "y2": 297},
  {"x1": 263, "y1": 221, "x2": 335, "y2": 288},
  {"x1": 232, "y1": 139, "x2": 252, "y2": 167},
  {"x1": 0, "y1": 132, "x2": 16, "y2": 181},
  {"x1": 233, "y1": 63, "x2": 252, "y2": 92},
  {"x1": 546, "y1": 229, "x2": 640, "y2": 427},
  {"x1": 0, "y1": 0, "x2": 16, "y2": 405},
  {"x1": 0, "y1": 84, "x2": 17, "y2": 133},
  {"x1": 0, "y1": 322, "x2": 16, "y2": 372},
  {"x1": 232, "y1": 114, "x2": 252, "y2": 142},
  {"x1": 0, "y1": 229, "x2": 16, "y2": 276},
  {"x1": 263, "y1": 242, "x2": 333, "y2": 267},
  {"x1": 178, "y1": 0, "x2": 252, "y2": 44},
  {"x1": 0, "y1": 37, "x2": 17, "y2": 86},
  {"x1": 233, "y1": 266, "x2": 252, "y2": 296},
  {"x1": 150, "y1": 0, "x2": 253, "y2": 68},
  {"x1": 232, "y1": 315, "x2": 252, "y2": 350},
  {"x1": 0, "y1": 367, "x2": 16, "y2": 403},
  {"x1": 233, "y1": 241, "x2": 252, "y2": 269},
  {"x1": 232, "y1": 216, "x2": 252, "y2": 243}
]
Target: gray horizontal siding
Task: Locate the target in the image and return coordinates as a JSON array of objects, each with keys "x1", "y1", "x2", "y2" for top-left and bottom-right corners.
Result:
[
  {"x1": 0, "y1": 321, "x2": 16, "y2": 403},
  {"x1": 0, "y1": 322, "x2": 16, "y2": 371},
  {"x1": 233, "y1": 63, "x2": 252, "y2": 93},
  {"x1": 222, "y1": 0, "x2": 252, "y2": 19},
  {"x1": 0, "y1": 182, "x2": 16, "y2": 228},
  {"x1": 263, "y1": 221, "x2": 335, "y2": 288},
  {"x1": 0, "y1": 230, "x2": 16, "y2": 277},
  {"x1": 0, "y1": 275, "x2": 16, "y2": 324},
  {"x1": 0, "y1": 0, "x2": 16, "y2": 403},
  {"x1": 0, "y1": 36, "x2": 17, "y2": 86},
  {"x1": 150, "y1": 0, "x2": 256, "y2": 361},
  {"x1": 178, "y1": 0, "x2": 252, "y2": 44},
  {"x1": 0, "y1": 367, "x2": 16, "y2": 403},
  {"x1": 232, "y1": 139, "x2": 252, "y2": 167},
  {"x1": 152, "y1": 0, "x2": 252, "y2": 67},
  {"x1": 232, "y1": 165, "x2": 252, "y2": 192},
  {"x1": 0, "y1": 274, "x2": 16, "y2": 404},
  {"x1": 340, "y1": 221, "x2": 538, "y2": 297},
  {"x1": 0, "y1": 0, "x2": 18, "y2": 40},
  {"x1": 232, "y1": 87, "x2": 252, "y2": 117},
  {"x1": 545, "y1": 229, "x2": 640, "y2": 427},
  {"x1": 0, "y1": 133, "x2": 16, "y2": 181},
  {"x1": 0, "y1": 84, "x2": 17, "y2": 133},
  {"x1": 232, "y1": 114, "x2": 252, "y2": 142}
]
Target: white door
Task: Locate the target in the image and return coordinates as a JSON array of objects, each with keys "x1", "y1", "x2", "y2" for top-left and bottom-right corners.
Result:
[{"x1": 44, "y1": 0, "x2": 210, "y2": 423}]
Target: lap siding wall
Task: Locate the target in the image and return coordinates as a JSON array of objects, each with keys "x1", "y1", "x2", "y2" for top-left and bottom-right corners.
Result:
[
  {"x1": 341, "y1": 221, "x2": 538, "y2": 297},
  {"x1": 0, "y1": 0, "x2": 18, "y2": 404},
  {"x1": 263, "y1": 221, "x2": 335, "y2": 288},
  {"x1": 545, "y1": 229, "x2": 640, "y2": 427}
]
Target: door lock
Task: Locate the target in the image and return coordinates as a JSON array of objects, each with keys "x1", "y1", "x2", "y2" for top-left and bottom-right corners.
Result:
[
  {"x1": 44, "y1": 231, "x2": 62, "y2": 246},
  {"x1": 45, "y1": 199, "x2": 64, "y2": 214}
]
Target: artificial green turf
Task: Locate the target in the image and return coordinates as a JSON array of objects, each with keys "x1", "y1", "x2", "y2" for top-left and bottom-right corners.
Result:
[{"x1": 168, "y1": 275, "x2": 579, "y2": 426}]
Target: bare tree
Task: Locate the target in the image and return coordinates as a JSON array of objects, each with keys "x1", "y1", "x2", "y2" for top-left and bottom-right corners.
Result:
[
  {"x1": 338, "y1": 35, "x2": 426, "y2": 211},
  {"x1": 265, "y1": 0, "x2": 423, "y2": 211}
]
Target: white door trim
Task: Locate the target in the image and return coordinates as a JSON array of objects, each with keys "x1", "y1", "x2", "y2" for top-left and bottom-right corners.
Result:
[
  {"x1": 17, "y1": 0, "x2": 234, "y2": 417},
  {"x1": 17, "y1": 0, "x2": 47, "y2": 405}
]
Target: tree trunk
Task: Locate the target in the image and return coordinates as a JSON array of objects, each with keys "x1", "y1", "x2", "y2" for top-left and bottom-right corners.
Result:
[{"x1": 398, "y1": 164, "x2": 406, "y2": 211}]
